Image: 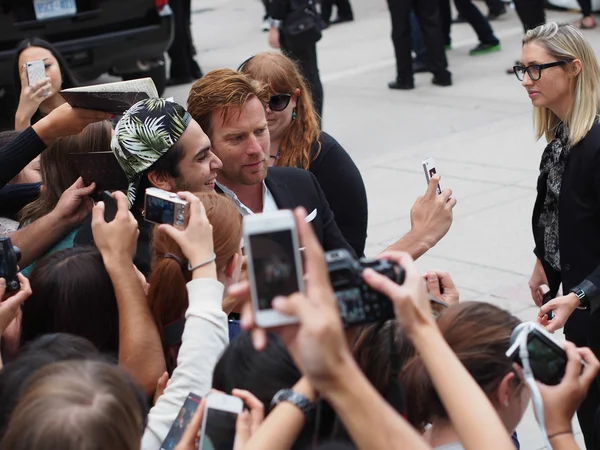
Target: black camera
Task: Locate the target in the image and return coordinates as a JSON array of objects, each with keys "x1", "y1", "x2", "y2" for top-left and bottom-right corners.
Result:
[
  {"x1": 0, "y1": 237, "x2": 21, "y2": 293},
  {"x1": 326, "y1": 249, "x2": 405, "y2": 327}
]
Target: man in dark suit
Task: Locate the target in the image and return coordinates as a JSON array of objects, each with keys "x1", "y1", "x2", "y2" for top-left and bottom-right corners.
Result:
[{"x1": 187, "y1": 68, "x2": 457, "y2": 260}]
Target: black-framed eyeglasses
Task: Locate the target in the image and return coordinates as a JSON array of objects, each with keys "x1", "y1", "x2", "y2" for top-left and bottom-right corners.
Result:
[
  {"x1": 513, "y1": 60, "x2": 573, "y2": 81},
  {"x1": 269, "y1": 94, "x2": 292, "y2": 111}
]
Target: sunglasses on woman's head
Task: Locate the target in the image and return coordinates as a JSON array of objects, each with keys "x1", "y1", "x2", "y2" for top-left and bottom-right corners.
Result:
[{"x1": 269, "y1": 94, "x2": 292, "y2": 112}]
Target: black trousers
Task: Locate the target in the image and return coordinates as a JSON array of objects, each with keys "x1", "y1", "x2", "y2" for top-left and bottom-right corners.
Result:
[
  {"x1": 485, "y1": 0, "x2": 505, "y2": 14},
  {"x1": 321, "y1": 0, "x2": 354, "y2": 22},
  {"x1": 167, "y1": 0, "x2": 202, "y2": 79},
  {"x1": 263, "y1": 0, "x2": 271, "y2": 19},
  {"x1": 439, "y1": 0, "x2": 452, "y2": 46},
  {"x1": 513, "y1": 0, "x2": 545, "y2": 32},
  {"x1": 453, "y1": 0, "x2": 499, "y2": 45},
  {"x1": 577, "y1": 0, "x2": 593, "y2": 17},
  {"x1": 387, "y1": 0, "x2": 449, "y2": 82},
  {"x1": 281, "y1": 39, "x2": 324, "y2": 121}
]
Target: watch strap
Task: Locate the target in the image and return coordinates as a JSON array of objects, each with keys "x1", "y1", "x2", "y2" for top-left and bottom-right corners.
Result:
[{"x1": 271, "y1": 389, "x2": 314, "y2": 415}]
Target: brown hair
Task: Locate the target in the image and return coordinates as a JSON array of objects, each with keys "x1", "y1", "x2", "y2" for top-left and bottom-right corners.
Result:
[
  {"x1": 400, "y1": 302, "x2": 521, "y2": 429},
  {"x1": 19, "y1": 121, "x2": 112, "y2": 225},
  {"x1": 240, "y1": 53, "x2": 321, "y2": 170},
  {"x1": 148, "y1": 192, "x2": 241, "y2": 369},
  {"x1": 187, "y1": 68, "x2": 270, "y2": 139},
  {"x1": 0, "y1": 360, "x2": 146, "y2": 450}
]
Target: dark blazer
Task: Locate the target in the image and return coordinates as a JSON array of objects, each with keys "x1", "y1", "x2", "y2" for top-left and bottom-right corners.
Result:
[
  {"x1": 250, "y1": 166, "x2": 357, "y2": 258},
  {"x1": 533, "y1": 121, "x2": 600, "y2": 340}
]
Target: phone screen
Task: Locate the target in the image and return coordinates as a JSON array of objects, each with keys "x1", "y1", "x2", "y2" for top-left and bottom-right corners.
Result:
[
  {"x1": 160, "y1": 393, "x2": 202, "y2": 450},
  {"x1": 201, "y1": 407, "x2": 239, "y2": 450},
  {"x1": 526, "y1": 333, "x2": 567, "y2": 385},
  {"x1": 249, "y1": 229, "x2": 300, "y2": 310},
  {"x1": 145, "y1": 195, "x2": 176, "y2": 225}
]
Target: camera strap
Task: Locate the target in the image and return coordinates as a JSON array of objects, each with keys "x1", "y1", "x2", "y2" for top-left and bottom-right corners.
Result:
[{"x1": 517, "y1": 326, "x2": 552, "y2": 449}]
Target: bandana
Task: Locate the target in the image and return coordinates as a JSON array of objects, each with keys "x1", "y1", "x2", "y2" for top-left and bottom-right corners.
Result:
[{"x1": 111, "y1": 98, "x2": 192, "y2": 207}]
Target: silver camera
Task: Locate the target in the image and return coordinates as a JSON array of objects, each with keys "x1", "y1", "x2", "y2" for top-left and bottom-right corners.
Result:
[{"x1": 144, "y1": 187, "x2": 188, "y2": 229}]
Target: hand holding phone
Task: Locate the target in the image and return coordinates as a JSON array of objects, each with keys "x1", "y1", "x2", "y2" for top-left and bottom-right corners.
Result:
[
  {"x1": 243, "y1": 210, "x2": 304, "y2": 328},
  {"x1": 161, "y1": 393, "x2": 203, "y2": 450},
  {"x1": 199, "y1": 393, "x2": 243, "y2": 450}
]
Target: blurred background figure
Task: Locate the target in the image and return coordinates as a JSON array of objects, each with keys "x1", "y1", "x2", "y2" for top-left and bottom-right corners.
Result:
[
  {"x1": 321, "y1": 0, "x2": 354, "y2": 27},
  {"x1": 167, "y1": 0, "x2": 203, "y2": 85}
]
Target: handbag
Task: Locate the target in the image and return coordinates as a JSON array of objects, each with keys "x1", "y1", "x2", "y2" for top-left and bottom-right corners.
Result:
[{"x1": 282, "y1": 0, "x2": 322, "y2": 49}]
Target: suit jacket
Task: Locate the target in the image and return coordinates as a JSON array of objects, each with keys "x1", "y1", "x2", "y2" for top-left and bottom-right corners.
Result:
[
  {"x1": 533, "y1": 121, "x2": 600, "y2": 340},
  {"x1": 222, "y1": 167, "x2": 356, "y2": 258}
]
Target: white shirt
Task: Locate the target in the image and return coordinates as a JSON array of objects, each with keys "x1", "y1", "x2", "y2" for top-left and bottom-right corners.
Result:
[{"x1": 216, "y1": 181, "x2": 278, "y2": 216}]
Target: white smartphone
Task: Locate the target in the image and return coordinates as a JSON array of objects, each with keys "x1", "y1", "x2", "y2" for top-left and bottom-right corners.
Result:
[
  {"x1": 26, "y1": 60, "x2": 47, "y2": 88},
  {"x1": 199, "y1": 393, "x2": 244, "y2": 450},
  {"x1": 422, "y1": 157, "x2": 442, "y2": 195},
  {"x1": 243, "y1": 209, "x2": 304, "y2": 328}
]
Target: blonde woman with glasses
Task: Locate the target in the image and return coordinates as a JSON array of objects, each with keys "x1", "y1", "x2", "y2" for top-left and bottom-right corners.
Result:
[{"x1": 513, "y1": 22, "x2": 600, "y2": 448}]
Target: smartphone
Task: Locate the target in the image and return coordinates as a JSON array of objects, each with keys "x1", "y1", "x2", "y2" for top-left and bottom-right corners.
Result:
[
  {"x1": 102, "y1": 191, "x2": 118, "y2": 223},
  {"x1": 144, "y1": 187, "x2": 188, "y2": 229},
  {"x1": 506, "y1": 322, "x2": 568, "y2": 385},
  {"x1": 422, "y1": 157, "x2": 442, "y2": 195},
  {"x1": 243, "y1": 210, "x2": 304, "y2": 328},
  {"x1": 160, "y1": 393, "x2": 203, "y2": 450},
  {"x1": 199, "y1": 393, "x2": 243, "y2": 450},
  {"x1": 69, "y1": 152, "x2": 129, "y2": 193},
  {"x1": 539, "y1": 284, "x2": 554, "y2": 321},
  {"x1": 26, "y1": 60, "x2": 46, "y2": 88}
]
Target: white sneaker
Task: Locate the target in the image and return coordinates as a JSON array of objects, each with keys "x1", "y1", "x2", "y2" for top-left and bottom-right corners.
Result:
[{"x1": 262, "y1": 18, "x2": 270, "y2": 32}]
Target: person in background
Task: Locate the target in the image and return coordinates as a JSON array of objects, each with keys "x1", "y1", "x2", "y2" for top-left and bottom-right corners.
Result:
[
  {"x1": 386, "y1": 0, "x2": 452, "y2": 89},
  {"x1": 573, "y1": 0, "x2": 596, "y2": 29},
  {"x1": 167, "y1": 0, "x2": 203, "y2": 85},
  {"x1": 505, "y1": 0, "x2": 546, "y2": 75},
  {"x1": 239, "y1": 52, "x2": 368, "y2": 256},
  {"x1": 12, "y1": 38, "x2": 78, "y2": 131},
  {"x1": 268, "y1": 0, "x2": 324, "y2": 120},
  {"x1": 453, "y1": 0, "x2": 506, "y2": 22},
  {"x1": 262, "y1": 0, "x2": 272, "y2": 31},
  {"x1": 517, "y1": 22, "x2": 600, "y2": 448},
  {"x1": 321, "y1": 0, "x2": 354, "y2": 27},
  {"x1": 452, "y1": 0, "x2": 501, "y2": 56}
]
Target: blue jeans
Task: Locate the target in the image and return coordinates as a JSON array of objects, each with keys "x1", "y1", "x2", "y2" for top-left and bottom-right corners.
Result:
[{"x1": 410, "y1": 11, "x2": 428, "y2": 64}]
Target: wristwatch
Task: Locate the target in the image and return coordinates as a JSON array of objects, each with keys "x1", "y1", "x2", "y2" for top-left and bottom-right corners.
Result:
[
  {"x1": 271, "y1": 389, "x2": 314, "y2": 415},
  {"x1": 570, "y1": 287, "x2": 589, "y2": 309},
  {"x1": 268, "y1": 18, "x2": 282, "y2": 28}
]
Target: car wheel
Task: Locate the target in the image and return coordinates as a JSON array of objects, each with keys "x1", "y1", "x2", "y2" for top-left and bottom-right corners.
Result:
[{"x1": 122, "y1": 57, "x2": 167, "y2": 97}]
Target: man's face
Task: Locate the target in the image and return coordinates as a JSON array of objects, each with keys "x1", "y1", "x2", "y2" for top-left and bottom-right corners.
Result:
[
  {"x1": 209, "y1": 96, "x2": 270, "y2": 187},
  {"x1": 171, "y1": 119, "x2": 222, "y2": 192}
]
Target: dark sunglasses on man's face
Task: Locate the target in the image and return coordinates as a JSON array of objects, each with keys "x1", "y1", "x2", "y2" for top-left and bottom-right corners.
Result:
[
  {"x1": 513, "y1": 60, "x2": 572, "y2": 81},
  {"x1": 269, "y1": 94, "x2": 292, "y2": 112}
]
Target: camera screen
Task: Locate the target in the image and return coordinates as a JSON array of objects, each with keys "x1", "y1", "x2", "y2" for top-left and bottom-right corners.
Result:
[
  {"x1": 249, "y1": 230, "x2": 299, "y2": 310},
  {"x1": 202, "y1": 408, "x2": 238, "y2": 450},
  {"x1": 146, "y1": 195, "x2": 175, "y2": 225},
  {"x1": 336, "y1": 288, "x2": 365, "y2": 323},
  {"x1": 527, "y1": 334, "x2": 567, "y2": 385}
]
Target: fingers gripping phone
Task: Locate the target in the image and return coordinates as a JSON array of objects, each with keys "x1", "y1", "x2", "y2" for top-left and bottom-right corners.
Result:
[
  {"x1": 160, "y1": 393, "x2": 203, "y2": 450},
  {"x1": 199, "y1": 393, "x2": 243, "y2": 450},
  {"x1": 422, "y1": 157, "x2": 442, "y2": 195},
  {"x1": 243, "y1": 210, "x2": 304, "y2": 328},
  {"x1": 26, "y1": 60, "x2": 46, "y2": 88}
]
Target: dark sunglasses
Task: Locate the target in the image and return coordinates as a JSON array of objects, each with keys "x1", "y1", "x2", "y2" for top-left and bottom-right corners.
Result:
[
  {"x1": 269, "y1": 94, "x2": 292, "y2": 112},
  {"x1": 513, "y1": 60, "x2": 573, "y2": 81}
]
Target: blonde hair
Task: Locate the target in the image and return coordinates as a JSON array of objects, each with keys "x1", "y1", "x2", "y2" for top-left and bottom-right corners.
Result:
[
  {"x1": 240, "y1": 53, "x2": 321, "y2": 170},
  {"x1": 523, "y1": 22, "x2": 600, "y2": 145}
]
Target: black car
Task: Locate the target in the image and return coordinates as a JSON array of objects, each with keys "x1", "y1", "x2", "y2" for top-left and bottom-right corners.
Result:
[{"x1": 0, "y1": 0, "x2": 173, "y2": 129}]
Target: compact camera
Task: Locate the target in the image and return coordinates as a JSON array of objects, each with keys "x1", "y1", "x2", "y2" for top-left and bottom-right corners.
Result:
[
  {"x1": 326, "y1": 249, "x2": 405, "y2": 327},
  {"x1": 0, "y1": 237, "x2": 21, "y2": 293},
  {"x1": 144, "y1": 187, "x2": 188, "y2": 229}
]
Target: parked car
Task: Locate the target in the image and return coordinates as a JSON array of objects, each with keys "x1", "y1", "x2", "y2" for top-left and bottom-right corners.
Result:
[{"x1": 0, "y1": 0, "x2": 174, "y2": 130}]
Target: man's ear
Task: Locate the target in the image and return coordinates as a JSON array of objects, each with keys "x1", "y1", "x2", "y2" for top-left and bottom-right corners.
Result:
[{"x1": 147, "y1": 170, "x2": 173, "y2": 192}]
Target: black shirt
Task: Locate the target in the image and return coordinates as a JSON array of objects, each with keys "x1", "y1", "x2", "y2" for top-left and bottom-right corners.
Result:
[{"x1": 309, "y1": 132, "x2": 368, "y2": 256}]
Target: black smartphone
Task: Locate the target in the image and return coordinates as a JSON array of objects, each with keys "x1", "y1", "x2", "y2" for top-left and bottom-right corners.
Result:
[
  {"x1": 69, "y1": 152, "x2": 128, "y2": 193},
  {"x1": 506, "y1": 324, "x2": 568, "y2": 386},
  {"x1": 160, "y1": 393, "x2": 203, "y2": 450},
  {"x1": 539, "y1": 284, "x2": 554, "y2": 321},
  {"x1": 102, "y1": 191, "x2": 118, "y2": 223}
]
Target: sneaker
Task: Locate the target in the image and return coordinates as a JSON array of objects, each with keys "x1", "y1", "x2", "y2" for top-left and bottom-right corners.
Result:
[
  {"x1": 432, "y1": 72, "x2": 452, "y2": 86},
  {"x1": 262, "y1": 18, "x2": 270, "y2": 32},
  {"x1": 388, "y1": 79, "x2": 414, "y2": 90},
  {"x1": 469, "y1": 43, "x2": 501, "y2": 56},
  {"x1": 445, "y1": 43, "x2": 452, "y2": 50}
]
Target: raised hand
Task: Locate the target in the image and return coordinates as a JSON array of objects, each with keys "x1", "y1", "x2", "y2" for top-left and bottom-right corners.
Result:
[
  {"x1": 15, "y1": 63, "x2": 53, "y2": 130},
  {"x1": 0, "y1": 274, "x2": 32, "y2": 334},
  {"x1": 424, "y1": 269, "x2": 459, "y2": 306},
  {"x1": 52, "y1": 177, "x2": 95, "y2": 226}
]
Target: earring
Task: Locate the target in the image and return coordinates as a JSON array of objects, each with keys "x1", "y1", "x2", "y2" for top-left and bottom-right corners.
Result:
[{"x1": 292, "y1": 108, "x2": 297, "y2": 120}]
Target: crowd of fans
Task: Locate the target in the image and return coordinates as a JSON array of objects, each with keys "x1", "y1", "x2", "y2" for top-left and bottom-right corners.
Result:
[{"x1": 0, "y1": 2, "x2": 600, "y2": 449}]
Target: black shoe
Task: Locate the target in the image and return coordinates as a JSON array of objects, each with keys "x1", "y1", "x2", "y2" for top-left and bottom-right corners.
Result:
[
  {"x1": 330, "y1": 16, "x2": 353, "y2": 25},
  {"x1": 452, "y1": 14, "x2": 466, "y2": 24},
  {"x1": 487, "y1": 6, "x2": 507, "y2": 20},
  {"x1": 412, "y1": 61, "x2": 428, "y2": 73},
  {"x1": 432, "y1": 73, "x2": 452, "y2": 86},
  {"x1": 388, "y1": 79, "x2": 414, "y2": 90}
]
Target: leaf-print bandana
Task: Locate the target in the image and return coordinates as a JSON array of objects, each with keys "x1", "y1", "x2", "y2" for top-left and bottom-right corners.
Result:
[{"x1": 111, "y1": 98, "x2": 192, "y2": 208}]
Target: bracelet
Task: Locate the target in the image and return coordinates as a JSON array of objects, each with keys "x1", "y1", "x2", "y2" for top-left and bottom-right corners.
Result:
[
  {"x1": 187, "y1": 253, "x2": 216, "y2": 272},
  {"x1": 548, "y1": 430, "x2": 572, "y2": 440}
]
